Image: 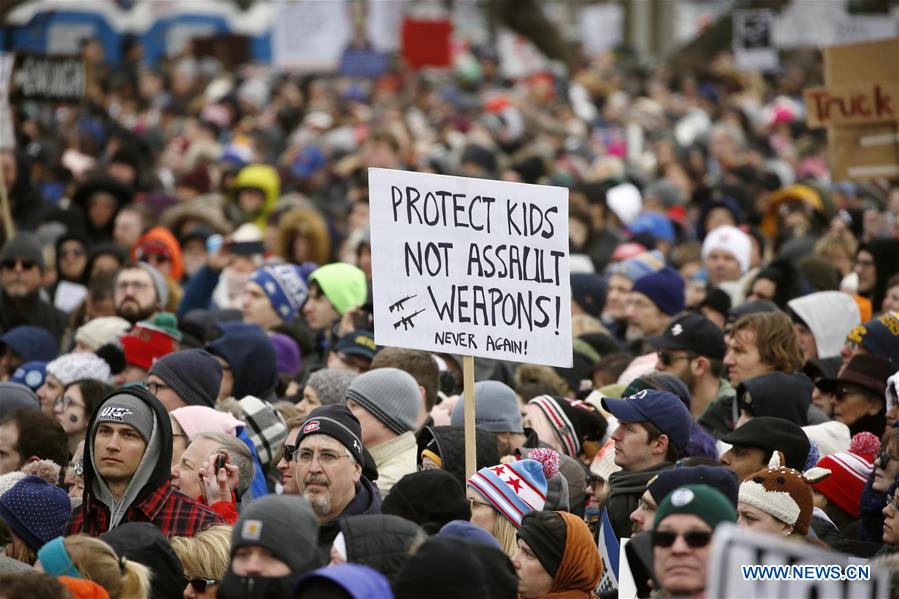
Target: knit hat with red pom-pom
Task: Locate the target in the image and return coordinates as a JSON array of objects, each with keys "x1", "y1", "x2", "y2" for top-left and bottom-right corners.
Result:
[
  {"x1": 467, "y1": 448, "x2": 560, "y2": 528},
  {"x1": 812, "y1": 432, "x2": 880, "y2": 519}
]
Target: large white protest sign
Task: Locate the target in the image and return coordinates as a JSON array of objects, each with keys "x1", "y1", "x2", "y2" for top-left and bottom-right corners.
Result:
[
  {"x1": 707, "y1": 523, "x2": 886, "y2": 598},
  {"x1": 369, "y1": 168, "x2": 572, "y2": 368}
]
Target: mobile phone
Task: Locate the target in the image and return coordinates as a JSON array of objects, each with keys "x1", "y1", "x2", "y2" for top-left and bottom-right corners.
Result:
[
  {"x1": 206, "y1": 234, "x2": 224, "y2": 253},
  {"x1": 215, "y1": 453, "x2": 227, "y2": 471}
]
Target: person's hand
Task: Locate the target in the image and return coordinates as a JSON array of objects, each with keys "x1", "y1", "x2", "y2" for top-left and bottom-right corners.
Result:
[
  {"x1": 207, "y1": 235, "x2": 234, "y2": 273},
  {"x1": 199, "y1": 451, "x2": 239, "y2": 505}
]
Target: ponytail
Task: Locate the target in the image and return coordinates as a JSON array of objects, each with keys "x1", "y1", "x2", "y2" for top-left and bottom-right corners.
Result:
[{"x1": 119, "y1": 557, "x2": 152, "y2": 599}]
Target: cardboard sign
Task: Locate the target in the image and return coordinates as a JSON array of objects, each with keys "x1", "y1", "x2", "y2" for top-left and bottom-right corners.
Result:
[
  {"x1": 707, "y1": 523, "x2": 887, "y2": 598},
  {"x1": 807, "y1": 38, "x2": 899, "y2": 179},
  {"x1": 368, "y1": 168, "x2": 572, "y2": 367},
  {"x1": 11, "y1": 54, "x2": 84, "y2": 102},
  {"x1": 805, "y1": 82, "x2": 899, "y2": 128}
]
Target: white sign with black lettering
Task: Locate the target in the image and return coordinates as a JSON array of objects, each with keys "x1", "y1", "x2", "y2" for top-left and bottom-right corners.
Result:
[
  {"x1": 707, "y1": 523, "x2": 886, "y2": 598},
  {"x1": 733, "y1": 9, "x2": 778, "y2": 72},
  {"x1": 368, "y1": 168, "x2": 572, "y2": 367}
]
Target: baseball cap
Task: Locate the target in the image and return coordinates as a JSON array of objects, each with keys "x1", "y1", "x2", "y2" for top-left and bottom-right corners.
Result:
[
  {"x1": 601, "y1": 389, "x2": 692, "y2": 451},
  {"x1": 647, "y1": 313, "x2": 726, "y2": 360}
]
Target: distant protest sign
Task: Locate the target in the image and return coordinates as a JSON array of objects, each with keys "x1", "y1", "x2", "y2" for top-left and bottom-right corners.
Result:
[
  {"x1": 11, "y1": 54, "x2": 84, "y2": 102},
  {"x1": 368, "y1": 168, "x2": 572, "y2": 368}
]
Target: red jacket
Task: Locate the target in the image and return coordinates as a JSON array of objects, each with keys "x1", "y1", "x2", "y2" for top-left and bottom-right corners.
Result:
[
  {"x1": 199, "y1": 491, "x2": 239, "y2": 525},
  {"x1": 68, "y1": 480, "x2": 224, "y2": 538}
]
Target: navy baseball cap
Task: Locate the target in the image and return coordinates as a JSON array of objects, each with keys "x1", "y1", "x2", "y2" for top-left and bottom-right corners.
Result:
[
  {"x1": 0, "y1": 326, "x2": 58, "y2": 363},
  {"x1": 647, "y1": 312, "x2": 726, "y2": 360},
  {"x1": 601, "y1": 389, "x2": 692, "y2": 451},
  {"x1": 647, "y1": 465, "x2": 739, "y2": 506}
]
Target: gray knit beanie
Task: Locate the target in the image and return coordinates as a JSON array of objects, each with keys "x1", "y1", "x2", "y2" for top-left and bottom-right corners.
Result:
[
  {"x1": 134, "y1": 261, "x2": 169, "y2": 308},
  {"x1": 306, "y1": 369, "x2": 357, "y2": 406},
  {"x1": 93, "y1": 393, "x2": 155, "y2": 444},
  {"x1": 346, "y1": 368, "x2": 421, "y2": 435},
  {"x1": 0, "y1": 233, "x2": 44, "y2": 270},
  {"x1": 148, "y1": 349, "x2": 222, "y2": 409},
  {"x1": 231, "y1": 495, "x2": 321, "y2": 574}
]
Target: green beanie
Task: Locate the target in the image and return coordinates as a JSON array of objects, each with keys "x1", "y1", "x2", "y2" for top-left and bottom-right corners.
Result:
[
  {"x1": 309, "y1": 263, "x2": 367, "y2": 315},
  {"x1": 653, "y1": 484, "x2": 736, "y2": 531}
]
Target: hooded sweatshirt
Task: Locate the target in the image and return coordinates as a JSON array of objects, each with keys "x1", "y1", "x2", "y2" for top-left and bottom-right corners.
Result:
[
  {"x1": 735, "y1": 372, "x2": 814, "y2": 426},
  {"x1": 229, "y1": 164, "x2": 279, "y2": 229},
  {"x1": 69, "y1": 387, "x2": 223, "y2": 536},
  {"x1": 206, "y1": 323, "x2": 279, "y2": 400},
  {"x1": 788, "y1": 291, "x2": 861, "y2": 360}
]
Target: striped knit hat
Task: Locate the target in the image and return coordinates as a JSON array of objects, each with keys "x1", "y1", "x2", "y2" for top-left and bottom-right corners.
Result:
[
  {"x1": 525, "y1": 395, "x2": 606, "y2": 458},
  {"x1": 812, "y1": 432, "x2": 879, "y2": 519},
  {"x1": 467, "y1": 448, "x2": 559, "y2": 528}
]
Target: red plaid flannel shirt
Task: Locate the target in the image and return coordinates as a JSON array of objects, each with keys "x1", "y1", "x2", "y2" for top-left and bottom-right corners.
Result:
[{"x1": 68, "y1": 480, "x2": 225, "y2": 538}]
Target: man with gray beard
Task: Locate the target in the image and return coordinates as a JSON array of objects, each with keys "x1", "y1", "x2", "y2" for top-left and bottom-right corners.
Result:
[{"x1": 292, "y1": 404, "x2": 381, "y2": 560}]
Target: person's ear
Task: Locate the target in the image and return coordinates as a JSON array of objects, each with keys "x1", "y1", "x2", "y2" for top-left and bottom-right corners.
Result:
[
  {"x1": 652, "y1": 434, "x2": 669, "y2": 456},
  {"x1": 781, "y1": 522, "x2": 794, "y2": 536},
  {"x1": 692, "y1": 356, "x2": 709, "y2": 378},
  {"x1": 867, "y1": 398, "x2": 886, "y2": 416},
  {"x1": 352, "y1": 460, "x2": 362, "y2": 483}
]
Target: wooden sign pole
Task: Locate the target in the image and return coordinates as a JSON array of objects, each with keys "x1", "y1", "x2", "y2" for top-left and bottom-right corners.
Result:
[{"x1": 463, "y1": 355, "x2": 477, "y2": 481}]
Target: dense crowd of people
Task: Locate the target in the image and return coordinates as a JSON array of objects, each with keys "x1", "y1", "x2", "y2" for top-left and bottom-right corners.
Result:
[{"x1": 0, "y1": 23, "x2": 897, "y2": 599}]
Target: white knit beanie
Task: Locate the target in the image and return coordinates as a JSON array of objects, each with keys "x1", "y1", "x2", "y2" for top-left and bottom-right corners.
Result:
[
  {"x1": 46, "y1": 353, "x2": 112, "y2": 386},
  {"x1": 701, "y1": 225, "x2": 752, "y2": 273},
  {"x1": 74, "y1": 317, "x2": 131, "y2": 351}
]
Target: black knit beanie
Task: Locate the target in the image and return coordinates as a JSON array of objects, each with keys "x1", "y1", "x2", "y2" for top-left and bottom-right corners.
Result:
[
  {"x1": 517, "y1": 510, "x2": 567, "y2": 579},
  {"x1": 381, "y1": 469, "x2": 470, "y2": 534},
  {"x1": 148, "y1": 349, "x2": 222, "y2": 408}
]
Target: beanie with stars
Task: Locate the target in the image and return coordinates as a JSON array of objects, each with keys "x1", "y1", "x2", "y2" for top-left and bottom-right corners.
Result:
[
  {"x1": 467, "y1": 448, "x2": 560, "y2": 528},
  {"x1": 249, "y1": 264, "x2": 309, "y2": 322}
]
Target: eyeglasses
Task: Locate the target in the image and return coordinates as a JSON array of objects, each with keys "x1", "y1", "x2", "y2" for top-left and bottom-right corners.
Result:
[
  {"x1": 886, "y1": 494, "x2": 899, "y2": 511},
  {"x1": 185, "y1": 577, "x2": 219, "y2": 593},
  {"x1": 1, "y1": 258, "x2": 36, "y2": 270},
  {"x1": 878, "y1": 448, "x2": 898, "y2": 468},
  {"x1": 54, "y1": 395, "x2": 85, "y2": 411},
  {"x1": 834, "y1": 385, "x2": 866, "y2": 399},
  {"x1": 116, "y1": 280, "x2": 152, "y2": 292},
  {"x1": 652, "y1": 530, "x2": 713, "y2": 548},
  {"x1": 147, "y1": 381, "x2": 170, "y2": 396},
  {"x1": 469, "y1": 497, "x2": 493, "y2": 510},
  {"x1": 293, "y1": 449, "x2": 349, "y2": 465},
  {"x1": 657, "y1": 351, "x2": 697, "y2": 367},
  {"x1": 282, "y1": 444, "x2": 296, "y2": 463},
  {"x1": 60, "y1": 248, "x2": 85, "y2": 258}
]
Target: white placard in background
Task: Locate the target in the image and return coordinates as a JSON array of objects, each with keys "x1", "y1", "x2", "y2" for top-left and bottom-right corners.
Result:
[
  {"x1": 272, "y1": 0, "x2": 351, "y2": 73},
  {"x1": 368, "y1": 168, "x2": 572, "y2": 367}
]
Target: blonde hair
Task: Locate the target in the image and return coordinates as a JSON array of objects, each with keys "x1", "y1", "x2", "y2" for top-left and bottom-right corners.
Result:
[
  {"x1": 170, "y1": 525, "x2": 232, "y2": 581},
  {"x1": 63, "y1": 535, "x2": 151, "y2": 599},
  {"x1": 494, "y1": 516, "x2": 519, "y2": 558}
]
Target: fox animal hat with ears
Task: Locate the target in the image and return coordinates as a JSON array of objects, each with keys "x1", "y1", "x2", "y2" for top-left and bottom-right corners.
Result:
[{"x1": 738, "y1": 451, "x2": 831, "y2": 536}]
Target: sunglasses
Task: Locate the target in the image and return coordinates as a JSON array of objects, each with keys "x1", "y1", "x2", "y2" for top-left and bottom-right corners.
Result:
[
  {"x1": 879, "y1": 448, "x2": 899, "y2": 468},
  {"x1": 282, "y1": 444, "x2": 296, "y2": 463},
  {"x1": 0, "y1": 258, "x2": 36, "y2": 270},
  {"x1": 652, "y1": 530, "x2": 712, "y2": 548},
  {"x1": 656, "y1": 351, "x2": 697, "y2": 367},
  {"x1": 186, "y1": 577, "x2": 219, "y2": 593}
]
